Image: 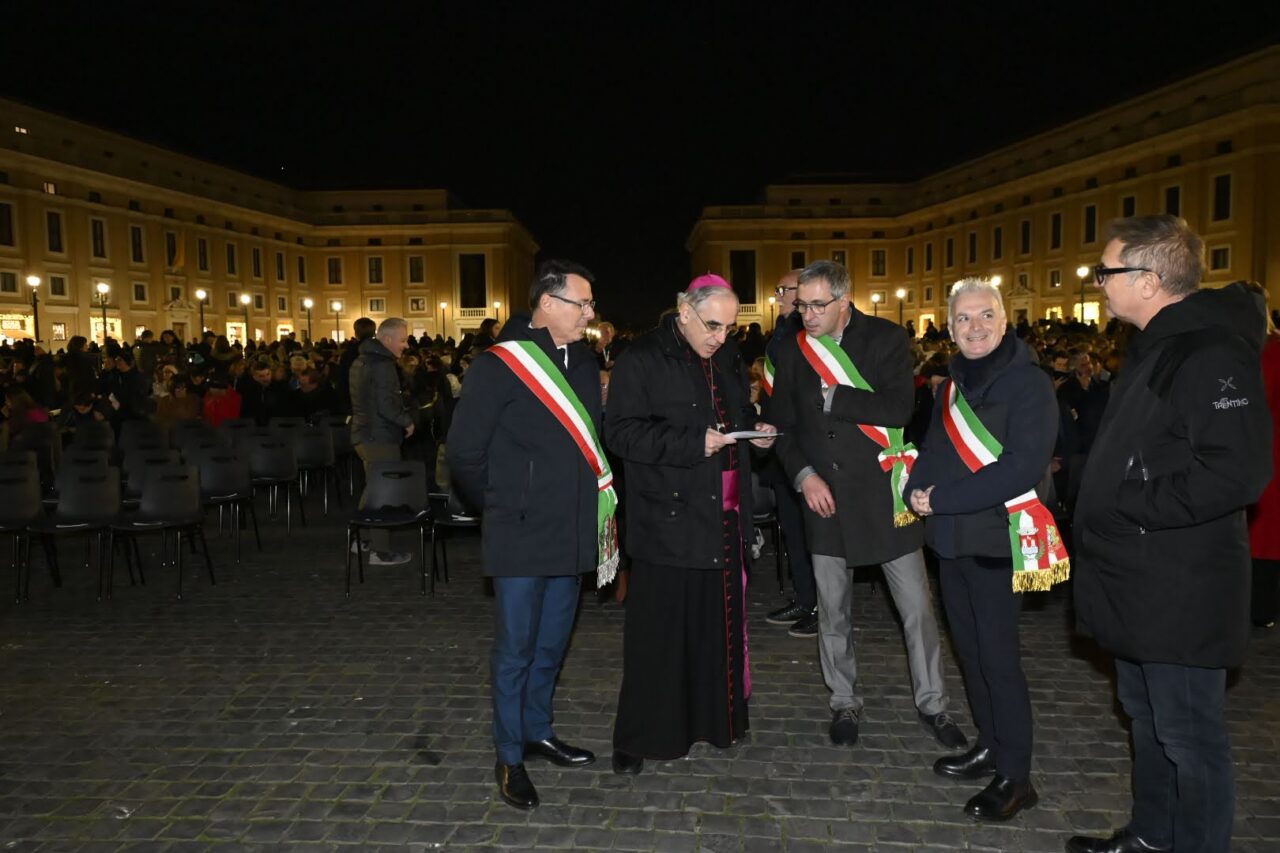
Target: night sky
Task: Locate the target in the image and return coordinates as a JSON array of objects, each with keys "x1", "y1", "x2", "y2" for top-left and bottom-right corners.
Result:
[{"x1": 4, "y1": 1, "x2": 1278, "y2": 328}]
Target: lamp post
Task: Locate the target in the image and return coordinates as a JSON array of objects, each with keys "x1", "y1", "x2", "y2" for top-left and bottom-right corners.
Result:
[
  {"x1": 439, "y1": 301, "x2": 448, "y2": 337},
  {"x1": 493, "y1": 300, "x2": 502, "y2": 325},
  {"x1": 1076, "y1": 265, "x2": 1090, "y2": 320},
  {"x1": 870, "y1": 291, "x2": 882, "y2": 317},
  {"x1": 330, "y1": 300, "x2": 343, "y2": 342},
  {"x1": 767, "y1": 295, "x2": 776, "y2": 331},
  {"x1": 239, "y1": 293, "x2": 252, "y2": 344},
  {"x1": 303, "y1": 298, "x2": 314, "y2": 343},
  {"x1": 895, "y1": 287, "x2": 907, "y2": 327},
  {"x1": 95, "y1": 282, "x2": 111, "y2": 344},
  {"x1": 194, "y1": 288, "x2": 208, "y2": 333},
  {"x1": 25, "y1": 275, "x2": 40, "y2": 343}
]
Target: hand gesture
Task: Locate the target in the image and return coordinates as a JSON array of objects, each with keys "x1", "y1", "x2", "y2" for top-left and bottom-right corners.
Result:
[
  {"x1": 705, "y1": 428, "x2": 736, "y2": 457},
  {"x1": 801, "y1": 474, "x2": 836, "y2": 518}
]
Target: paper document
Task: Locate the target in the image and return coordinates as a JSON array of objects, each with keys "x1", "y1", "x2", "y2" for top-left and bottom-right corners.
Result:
[{"x1": 724, "y1": 430, "x2": 782, "y2": 440}]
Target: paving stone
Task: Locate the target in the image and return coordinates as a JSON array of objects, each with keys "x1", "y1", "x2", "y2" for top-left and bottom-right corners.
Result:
[{"x1": 0, "y1": 509, "x2": 1274, "y2": 851}]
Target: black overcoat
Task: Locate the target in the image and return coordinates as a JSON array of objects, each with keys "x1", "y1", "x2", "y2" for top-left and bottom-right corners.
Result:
[
  {"x1": 446, "y1": 319, "x2": 602, "y2": 578},
  {"x1": 771, "y1": 308, "x2": 923, "y2": 564},
  {"x1": 604, "y1": 315, "x2": 757, "y2": 570}
]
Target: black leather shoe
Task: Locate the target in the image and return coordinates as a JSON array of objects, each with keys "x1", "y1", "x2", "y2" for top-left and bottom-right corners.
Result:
[
  {"x1": 1065, "y1": 829, "x2": 1172, "y2": 853},
  {"x1": 494, "y1": 762, "x2": 539, "y2": 810},
  {"x1": 829, "y1": 707, "x2": 860, "y2": 746},
  {"x1": 920, "y1": 711, "x2": 969, "y2": 750},
  {"x1": 788, "y1": 610, "x2": 819, "y2": 638},
  {"x1": 964, "y1": 774, "x2": 1037, "y2": 821},
  {"x1": 524, "y1": 737, "x2": 596, "y2": 767},
  {"x1": 934, "y1": 745, "x2": 996, "y2": 779},
  {"x1": 611, "y1": 749, "x2": 644, "y2": 775},
  {"x1": 766, "y1": 600, "x2": 809, "y2": 625}
]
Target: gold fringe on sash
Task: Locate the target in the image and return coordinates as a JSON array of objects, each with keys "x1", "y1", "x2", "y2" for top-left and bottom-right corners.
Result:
[
  {"x1": 1010, "y1": 559, "x2": 1071, "y2": 593},
  {"x1": 893, "y1": 510, "x2": 919, "y2": 528}
]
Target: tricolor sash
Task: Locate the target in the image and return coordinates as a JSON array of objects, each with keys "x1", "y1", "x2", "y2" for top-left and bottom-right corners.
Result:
[
  {"x1": 940, "y1": 379, "x2": 1070, "y2": 592},
  {"x1": 796, "y1": 331, "x2": 918, "y2": 527},
  {"x1": 489, "y1": 341, "x2": 620, "y2": 586},
  {"x1": 761, "y1": 355, "x2": 775, "y2": 397}
]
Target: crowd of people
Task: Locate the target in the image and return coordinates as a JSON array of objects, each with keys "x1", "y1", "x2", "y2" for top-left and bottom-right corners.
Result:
[{"x1": 2, "y1": 214, "x2": 1274, "y2": 853}]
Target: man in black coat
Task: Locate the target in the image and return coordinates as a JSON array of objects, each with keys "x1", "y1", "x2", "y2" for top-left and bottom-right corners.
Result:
[
  {"x1": 772, "y1": 260, "x2": 964, "y2": 752},
  {"x1": 760, "y1": 269, "x2": 819, "y2": 637},
  {"x1": 1069, "y1": 216, "x2": 1272, "y2": 853},
  {"x1": 605, "y1": 275, "x2": 776, "y2": 775},
  {"x1": 447, "y1": 260, "x2": 602, "y2": 811}
]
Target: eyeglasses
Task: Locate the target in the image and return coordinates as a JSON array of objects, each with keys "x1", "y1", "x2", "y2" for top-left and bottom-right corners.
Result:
[
  {"x1": 691, "y1": 309, "x2": 737, "y2": 338},
  {"x1": 774, "y1": 284, "x2": 798, "y2": 296},
  {"x1": 548, "y1": 293, "x2": 597, "y2": 312},
  {"x1": 1092, "y1": 264, "x2": 1154, "y2": 287},
  {"x1": 793, "y1": 297, "x2": 840, "y2": 315}
]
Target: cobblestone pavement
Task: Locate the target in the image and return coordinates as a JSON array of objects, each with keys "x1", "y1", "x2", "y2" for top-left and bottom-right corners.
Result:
[{"x1": 1, "y1": 503, "x2": 1277, "y2": 852}]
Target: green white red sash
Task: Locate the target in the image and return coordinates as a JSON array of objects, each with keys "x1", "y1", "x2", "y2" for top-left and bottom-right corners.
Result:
[
  {"x1": 796, "y1": 331, "x2": 918, "y2": 527},
  {"x1": 489, "y1": 340, "x2": 620, "y2": 586},
  {"x1": 940, "y1": 379, "x2": 1069, "y2": 592},
  {"x1": 762, "y1": 356, "x2": 775, "y2": 396}
]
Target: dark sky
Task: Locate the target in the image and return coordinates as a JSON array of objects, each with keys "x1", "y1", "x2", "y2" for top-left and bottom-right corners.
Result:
[{"x1": 4, "y1": 1, "x2": 1278, "y2": 327}]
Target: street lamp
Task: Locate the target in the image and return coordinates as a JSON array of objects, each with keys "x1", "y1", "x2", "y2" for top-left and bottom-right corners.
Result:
[
  {"x1": 194, "y1": 288, "x2": 208, "y2": 334},
  {"x1": 767, "y1": 295, "x2": 776, "y2": 330},
  {"x1": 870, "y1": 291, "x2": 882, "y2": 318},
  {"x1": 240, "y1": 293, "x2": 252, "y2": 343},
  {"x1": 990, "y1": 275, "x2": 1003, "y2": 287},
  {"x1": 439, "y1": 301, "x2": 448, "y2": 336},
  {"x1": 25, "y1": 275, "x2": 40, "y2": 343},
  {"x1": 1076, "y1": 265, "x2": 1091, "y2": 320},
  {"x1": 493, "y1": 300, "x2": 502, "y2": 325},
  {"x1": 895, "y1": 287, "x2": 907, "y2": 327},
  {"x1": 330, "y1": 300, "x2": 343, "y2": 342},
  {"x1": 95, "y1": 282, "x2": 111, "y2": 343},
  {"x1": 302, "y1": 298, "x2": 314, "y2": 343}
]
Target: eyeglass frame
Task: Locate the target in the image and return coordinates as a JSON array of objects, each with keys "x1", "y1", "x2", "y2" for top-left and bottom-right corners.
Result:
[
  {"x1": 689, "y1": 307, "x2": 738, "y2": 338},
  {"x1": 792, "y1": 296, "x2": 842, "y2": 315},
  {"x1": 547, "y1": 293, "x2": 597, "y2": 312},
  {"x1": 1092, "y1": 264, "x2": 1155, "y2": 287},
  {"x1": 774, "y1": 284, "x2": 798, "y2": 296}
]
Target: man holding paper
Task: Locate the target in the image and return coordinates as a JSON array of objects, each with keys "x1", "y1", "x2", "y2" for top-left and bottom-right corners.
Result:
[
  {"x1": 771, "y1": 260, "x2": 964, "y2": 752},
  {"x1": 605, "y1": 274, "x2": 776, "y2": 774},
  {"x1": 448, "y1": 260, "x2": 614, "y2": 810}
]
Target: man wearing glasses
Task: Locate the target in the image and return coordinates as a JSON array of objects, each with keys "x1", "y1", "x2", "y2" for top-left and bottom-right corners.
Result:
[
  {"x1": 606, "y1": 274, "x2": 777, "y2": 775},
  {"x1": 448, "y1": 260, "x2": 604, "y2": 810},
  {"x1": 1069, "y1": 216, "x2": 1270, "y2": 853},
  {"x1": 771, "y1": 260, "x2": 966, "y2": 752},
  {"x1": 761, "y1": 270, "x2": 821, "y2": 638}
]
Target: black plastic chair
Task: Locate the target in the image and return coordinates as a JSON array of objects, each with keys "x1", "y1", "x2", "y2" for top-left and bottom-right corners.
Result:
[
  {"x1": 0, "y1": 464, "x2": 46, "y2": 602},
  {"x1": 112, "y1": 464, "x2": 214, "y2": 600},
  {"x1": 321, "y1": 414, "x2": 358, "y2": 497},
  {"x1": 295, "y1": 425, "x2": 341, "y2": 515},
  {"x1": 191, "y1": 447, "x2": 261, "y2": 562},
  {"x1": 119, "y1": 420, "x2": 169, "y2": 452},
  {"x1": 10, "y1": 421, "x2": 58, "y2": 492},
  {"x1": 244, "y1": 435, "x2": 305, "y2": 533},
  {"x1": 428, "y1": 491, "x2": 479, "y2": 586},
  {"x1": 32, "y1": 467, "x2": 120, "y2": 600},
  {"x1": 269, "y1": 416, "x2": 306, "y2": 435},
  {"x1": 46, "y1": 449, "x2": 110, "y2": 507},
  {"x1": 122, "y1": 448, "x2": 182, "y2": 500},
  {"x1": 348, "y1": 460, "x2": 431, "y2": 596},
  {"x1": 218, "y1": 418, "x2": 257, "y2": 447}
]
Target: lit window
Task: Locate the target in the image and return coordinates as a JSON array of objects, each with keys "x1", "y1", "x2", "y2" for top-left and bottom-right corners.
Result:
[{"x1": 14, "y1": 126, "x2": 28, "y2": 134}]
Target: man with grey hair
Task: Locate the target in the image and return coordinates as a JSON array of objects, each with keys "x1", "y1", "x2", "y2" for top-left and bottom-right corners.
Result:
[
  {"x1": 349, "y1": 316, "x2": 414, "y2": 566},
  {"x1": 1070, "y1": 216, "x2": 1271, "y2": 853},
  {"x1": 771, "y1": 259, "x2": 966, "y2": 752}
]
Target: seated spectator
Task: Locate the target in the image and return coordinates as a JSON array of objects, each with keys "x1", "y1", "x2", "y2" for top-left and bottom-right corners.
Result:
[
  {"x1": 294, "y1": 368, "x2": 340, "y2": 423},
  {"x1": 236, "y1": 359, "x2": 294, "y2": 425},
  {"x1": 202, "y1": 379, "x2": 242, "y2": 427},
  {"x1": 154, "y1": 375, "x2": 203, "y2": 428}
]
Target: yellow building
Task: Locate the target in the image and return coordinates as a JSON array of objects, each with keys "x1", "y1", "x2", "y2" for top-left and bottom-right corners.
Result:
[
  {"x1": 0, "y1": 99, "x2": 537, "y2": 346},
  {"x1": 689, "y1": 46, "x2": 1280, "y2": 333}
]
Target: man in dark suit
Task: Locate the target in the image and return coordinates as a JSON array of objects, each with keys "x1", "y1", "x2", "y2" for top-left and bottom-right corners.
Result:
[
  {"x1": 771, "y1": 260, "x2": 965, "y2": 751},
  {"x1": 448, "y1": 260, "x2": 603, "y2": 810}
]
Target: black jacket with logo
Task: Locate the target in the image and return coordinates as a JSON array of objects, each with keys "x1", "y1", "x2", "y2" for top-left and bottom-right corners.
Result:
[{"x1": 1073, "y1": 284, "x2": 1272, "y2": 667}]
